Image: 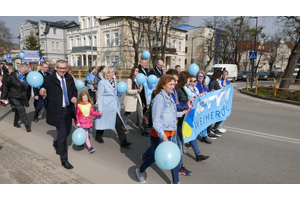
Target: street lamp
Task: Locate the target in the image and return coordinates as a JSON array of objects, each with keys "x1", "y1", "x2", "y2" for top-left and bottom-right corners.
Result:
[
  {"x1": 191, "y1": 37, "x2": 196, "y2": 64},
  {"x1": 249, "y1": 16, "x2": 258, "y2": 89}
]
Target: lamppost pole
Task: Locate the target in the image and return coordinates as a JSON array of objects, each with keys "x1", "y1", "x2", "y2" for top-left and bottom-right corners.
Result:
[
  {"x1": 250, "y1": 17, "x2": 258, "y2": 89},
  {"x1": 191, "y1": 37, "x2": 195, "y2": 64}
]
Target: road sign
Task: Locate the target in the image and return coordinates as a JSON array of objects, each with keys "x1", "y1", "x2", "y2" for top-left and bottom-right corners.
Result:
[
  {"x1": 249, "y1": 52, "x2": 257, "y2": 60},
  {"x1": 6, "y1": 54, "x2": 11, "y2": 62},
  {"x1": 40, "y1": 57, "x2": 45, "y2": 63}
]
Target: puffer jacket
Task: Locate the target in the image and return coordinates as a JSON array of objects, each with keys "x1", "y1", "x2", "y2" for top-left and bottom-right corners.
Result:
[{"x1": 75, "y1": 102, "x2": 99, "y2": 129}]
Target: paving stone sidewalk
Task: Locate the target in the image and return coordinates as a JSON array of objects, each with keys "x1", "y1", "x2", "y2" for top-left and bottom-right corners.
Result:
[{"x1": 0, "y1": 133, "x2": 93, "y2": 184}]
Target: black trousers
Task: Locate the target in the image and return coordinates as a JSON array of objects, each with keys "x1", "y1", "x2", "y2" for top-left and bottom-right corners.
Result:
[
  {"x1": 34, "y1": 98, "x2": 48, "y2": 117},
  {"x1": 54, "y1": 107, "x2": 72, "y2": 163},
  {"x1": 96, "y1": 113, "x2": 127, "y2": 143},
  {"x1": 207, "y1": 121, "x2": 223, "y2": 134},
  {"x1": 14, "y1": 105, "x2": 29, "y2": 127}
]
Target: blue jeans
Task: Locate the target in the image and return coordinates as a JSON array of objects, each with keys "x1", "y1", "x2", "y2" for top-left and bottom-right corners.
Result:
[
  {"x1": 190, "y1": 139, "x2": 201, "y2": 155},
  {"x1": 139, "y1": 135, "x2": 180, "y2": 184}
]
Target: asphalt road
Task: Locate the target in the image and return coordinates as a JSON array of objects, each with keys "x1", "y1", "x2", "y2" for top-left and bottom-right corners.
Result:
[{"x1": 0, "y1": 82, "x2": 299, "y2": 184}]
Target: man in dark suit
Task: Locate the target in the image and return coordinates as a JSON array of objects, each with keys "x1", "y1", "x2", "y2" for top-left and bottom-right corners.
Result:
[
  {"x1": 0, "y1": 62, "x2": 8, "y2": 76},
  {"x1": 33, "y1": 62, "x2": 50, "y2": 122},
  {"x1": 148, "y1": 59, "x2": 164, "y2": 78},
  {"x1": 39, "y1": 60, "x2": 78, "y2": 169},
  {"x1": 137, "y1": 58, "x2": 149, "y2": 113}
]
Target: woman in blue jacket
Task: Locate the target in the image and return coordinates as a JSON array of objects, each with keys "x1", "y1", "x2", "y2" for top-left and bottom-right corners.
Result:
[
  {"x1": 136, "y1": 75, "x2": 184, "y2": 184},
  {"x1": 85, "y1": 67, "x2": 96, "y2": 103},
  {"x1": 94, "y1": 66, "x2": 131, "y2": 147}
]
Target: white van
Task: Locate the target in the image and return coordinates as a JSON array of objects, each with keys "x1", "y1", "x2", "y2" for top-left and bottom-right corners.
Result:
[{"x1": 206, "y1": 64, "x2": 238, "y2": 82}]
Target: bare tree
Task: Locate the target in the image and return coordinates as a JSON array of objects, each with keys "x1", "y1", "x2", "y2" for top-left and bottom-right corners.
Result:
[
  {"x1": 278, "y1": 16, "x2": 300, "y2": 87},
  {"x1": 0, "y1": 20, "x2": 14, "y2": 48}
]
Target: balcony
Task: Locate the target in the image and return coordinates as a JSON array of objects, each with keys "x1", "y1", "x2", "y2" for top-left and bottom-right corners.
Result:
[
  {"x1": 152, "y1": 47, "x2": 177, "y2": 54},
  {"x1": 71, "y1": 46, "x2": 97, "y2": 53}
]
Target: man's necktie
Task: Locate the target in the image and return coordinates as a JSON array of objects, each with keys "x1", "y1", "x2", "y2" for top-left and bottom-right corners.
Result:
[{"x1": 61, "y1": 76, "x2": 69, "y2": 106}]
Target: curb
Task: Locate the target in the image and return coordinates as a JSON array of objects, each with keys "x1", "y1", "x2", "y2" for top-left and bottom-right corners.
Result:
[{"x1": 238, "y1": 89, "x2": 300, "y2": 107}]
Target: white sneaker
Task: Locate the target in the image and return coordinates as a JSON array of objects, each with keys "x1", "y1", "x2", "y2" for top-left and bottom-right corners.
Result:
[
  {"x1": 219, "y1": 128, "x2": 226, "y2": 133},
  {"x1": 136, "y1": 168, "x2": 146, "y2": 183}
]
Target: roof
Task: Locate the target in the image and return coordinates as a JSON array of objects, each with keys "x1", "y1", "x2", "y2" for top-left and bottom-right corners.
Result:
[
  {"x1": 0, "y1": 48, "x2": 19, "y2": 53},
  {"x1": 176, "y1": 24, "x2": 198, "y2": 30},
  {"x1": 285, "y1": 41, "x2": 294, "y2": 50},
  {"x1": 237, "y1": 41, "x2": 270, "y2": 52}
]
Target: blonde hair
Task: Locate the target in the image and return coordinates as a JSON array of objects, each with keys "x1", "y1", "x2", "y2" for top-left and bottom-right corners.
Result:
[{"x1": 102, "y1": 66, "x2": 114, "y2": 78}]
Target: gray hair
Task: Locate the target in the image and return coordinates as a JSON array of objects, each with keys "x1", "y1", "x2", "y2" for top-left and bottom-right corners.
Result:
[
  {"x1": 56, "y1": 59, "x2": 67, "y2": 65},
  {"x1": 17, "y1": 64, "x2": 28, "y2": 74},
  {"x1": 102, "y1": 66, "x2": 114, "y2": 78}
]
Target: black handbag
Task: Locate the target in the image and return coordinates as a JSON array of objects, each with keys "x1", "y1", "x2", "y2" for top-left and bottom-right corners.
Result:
[{"x1": 142, "y1": 105, "x2": 152, "y2": 128}]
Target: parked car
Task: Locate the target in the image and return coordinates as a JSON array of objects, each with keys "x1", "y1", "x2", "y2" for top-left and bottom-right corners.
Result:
[
  {"x1": 206, "y1": 64, "x2": 238, "y2": 81},
  {"x1": 237, "y1": 71, "x2": 253, "y2": 81},
  {"x1": 257, "y1": 71, "x2": 281, "y2": 80}
]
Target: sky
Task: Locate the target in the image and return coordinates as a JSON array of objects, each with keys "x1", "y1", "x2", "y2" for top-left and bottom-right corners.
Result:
[{"x1": 0, "y1": 16, "x2": 278, "y2": 44}]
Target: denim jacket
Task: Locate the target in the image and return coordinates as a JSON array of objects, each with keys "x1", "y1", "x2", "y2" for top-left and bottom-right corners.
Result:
[{"x1": 151, "y1": 89, "x2": 182, "y2": 139}]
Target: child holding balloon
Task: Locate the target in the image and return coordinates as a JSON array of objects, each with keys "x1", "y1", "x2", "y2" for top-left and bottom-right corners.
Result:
[{"x1": 75, "y1": 91, "x2": 100, "y2": 153}]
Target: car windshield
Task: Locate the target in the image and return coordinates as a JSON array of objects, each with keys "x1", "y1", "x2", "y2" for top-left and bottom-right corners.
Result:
[
  {"x1": 259, "y1": 72, "x2": 268, "y2": 75},
  {"x1": 239, "y1": 71, "x2": 250, "y2": 75}
]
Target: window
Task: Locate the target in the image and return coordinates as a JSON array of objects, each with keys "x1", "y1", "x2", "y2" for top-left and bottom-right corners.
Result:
[
  {"x1": 185, "y1": 59, "x2": 187, "y2": 65},
  {"x1": 172, "y1": 40, "x2": 176, "y2": 48},
  {"x1": 114, "y1": 55, "x2": 119, "y2": 64},
  {"x1": 56, "y1": 42, "x2": 60, "y2": 50},
  {"x1": 179, "y1": 33, "x2": 182, "y2": 36},
  {"x1": 140, "y1": 35, "x2": 146, "y2": 48},
  {"x1": 89, "y1": 36, "x2": 92, "y2": 46},
  {"x1": 114, "y1": 21, "x2": 118, "y2": 27},
  {"x1": 41, "y1": 42, "x2": 45, "y2": 50},
  {"x1": 70, "y1": 30, "x2": 73, "y2": 34},
  {"x1": 76, "y1": 38, "x2": 80, "y2": 47},
  {"x1": 178, "y1": 41, "x2": 182, "y2": 52},
  {"x1": 105, "y1": 23, "x2": 109, "y2": 28},
  {"x1": 173, "y1": 31, "x2": 176, "y2": 35},
  {"x1": 131, "y1": 22, "x2": 135, "y2": 27},
  {"x1": 82, "y1": 19, "x2": 85, "y2": 29},
  {"x1": 105, "y1": 33, "x2": 110, "y2": 47},
  {"x1": 105, "y1": 56, "x2": 110, "y2": 66},
  {"x1": 53, "y1": 28, "x2": 57, "y2": 35},
  {"x1": 185, "y1": 47, "x2": 187, "y2": 53},
  {"x1": 114, "y1": 32, "x2": 119, "y2": 46},
  {"x1": 94, "y1": 36, "x2": 97, "y2": 47},
  {"x1": 83, "y1": 37, "x2": 86, "y2": 46},
  {"x1": 186, "y1": 34, "x2": 188, "y2": 41},
  {"x1": 178, "y1": 59, "x2": 182, "y2": 66},
  {"x1": 172, "y1": 58, "x2": 175, "y2": 69},
  {"x1": 51, "y1": 41, "x2": 55, "y2": 50},
  {"x1": 70, "y1": 39, "x2": 73, "y2": 49},
  {"x1": 87, "y1": 18, "x2": 90, "y2": 28},
  {"x1": 94, "y1": 17, "x2": 97, "y2": 27},
  {"x1": 152, "y1": 22, "x2": 156, "y2": 31}
]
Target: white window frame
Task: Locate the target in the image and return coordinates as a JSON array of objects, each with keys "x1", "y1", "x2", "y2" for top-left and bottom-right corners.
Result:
[
  {"x1": 94, "y1": 35, "x2": 97, "y2": 47},
  {"x1": 178, "y1": 59, "x2": 182, "y2": 66},
  {"x1": 51, "y1": 41, "x2": 55, "y2": 50},
  {"x1": 105, "y1": 56, "x2": 110, "y2": 66},
  {"x1": 178, "y1": 41, "x2": 182, "y2": 52},
  {"x1": 70, "y1": 39, "x2": 73, "y2": 50},
  {"x1": 94, "y1": 17, "x2": 97, "y2": 27},
  {"x1": 87, "y1": 18, "x2": 90, "y2": 28},
  {"x1": 114, "y1": 21, "x2": 118, "y2": 27},
  {"x1": 113, "y1": 32, "x2": 119, "y2": 46},
  {"x1": 172, "y1": 40, "x2": 176, "y2": 48},
  {"x1": 53, "y1": 28, "x2": 57, "y2": 35},
  {"x1": 105, "y1": 23, "x2": 109, "y2": 28},
  {"x1": 56, "y1": 42, "x2": 60, "y2": 50},
  {"x1": 172, "y1": 58, "x2": 176, "y2": 69},
  {"x1": 105, "y1": 33, "x2": 110, "y2": 47},
  {"x1": 114, "y1": 55, "x2": 119, "y2": 63},
  {"x1": 82, "y1": 19, "x2": 85, "y2": 29},
  {"x1": 76, "y1": 38, "x2": 80, "y2": 47}
]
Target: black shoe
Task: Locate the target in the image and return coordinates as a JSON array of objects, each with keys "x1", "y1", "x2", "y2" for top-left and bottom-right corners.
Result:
[
  {"x1": 14, "y1": 123, "x2": 21, "y2": 128},
  {"x1": 180, "y1": 164, "x2": 192, "y2": 176},
  {"x1": 196, "y1": 154, "x2": 210, "y2": 162},
  {"x1": 11, "y1": 108, "x2": 15, "y2": 112},
  {"x1": 53, "y1": 143, "x2": 59, "y2": 155},
  {"x1": 212, "y1": 128, "x2": 222, "y2": 135},
  {"x1": 141, "y1": 132, "x2": 149, "y2": 136},
  {"x1": 33, "y1": 116, "x2": 38, "y2": 122},
  {"x1": 95, "y1": 138, "x2": 104, "y2": 143},
  {"x1": 200, "y1": 137, "x2": 212, "y2": 144},
  {"x1": 120, "y1": 140, "x2": 132, "y2": 147},
  {"x1": 185, "y1": 143, "x2": 192, "y2": 149},
  {"x1": 123, "y1": 128, "x2": 128, "y2": 133},
  {"x1": 26, "y1": 126, "x2": 31, "y2": 132},
  {"x1": 61, "y1": 161, "x2": 74, "y2": 169}
]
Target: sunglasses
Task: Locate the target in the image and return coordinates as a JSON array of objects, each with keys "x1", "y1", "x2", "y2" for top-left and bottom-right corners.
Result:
[
  {"x1": 197, "y1": 75, "x2": 205, "y2": 78},
  {"x1": 190, "y1": 80, "x2": 197, "y2": 83}
]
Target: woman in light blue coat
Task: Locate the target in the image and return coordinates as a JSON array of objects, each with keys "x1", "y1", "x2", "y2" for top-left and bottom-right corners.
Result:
[{"x1": 94, "y1": 66, "x2": 132, "y2": 147}]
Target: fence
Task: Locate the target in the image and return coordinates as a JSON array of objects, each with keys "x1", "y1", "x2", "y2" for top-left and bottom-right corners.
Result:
[
  {"x1": 246, "y1": 76, "x2": 300, "y2": 97},
  {"x1": 71, "y1": 69, "x2": 131, "y2": 81}
]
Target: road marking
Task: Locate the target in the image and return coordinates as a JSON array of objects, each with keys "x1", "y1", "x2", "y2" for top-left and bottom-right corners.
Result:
[{"x1": 224, "y1": 126, "x2": 300, "y2": 145}]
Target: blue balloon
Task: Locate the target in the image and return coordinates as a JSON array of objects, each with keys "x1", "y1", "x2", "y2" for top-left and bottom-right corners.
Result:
[
  {"x1": 26, "y1": 71, "x2": 44, "y2": 88},
  {"x1": 136, "y1": 73, "x2": 146, "y2": 85},
  {"x1": 72, "y1": 128, "x2": 87, "y2": 146},
  {"x1": 117, "y1": 81, "x2": 127, "y2": 94},
  {"x1": 147, "y1": 75, "x2": 158, "y2": 84},
  {"x1": 205, "y1": 75, "x2": 210, "y2": 86},
  {"x1": 155, "y1": 141, "x2": 181, "y2": 170},
  {"x1": 18, "y1": 52, "x2": 25, "y2": 59},
  {"x1": 75, "y1": 80, "x2": 85, "y2": 89},
  {"x1": 142, "y1": 51, "x2": 150, "y2": 59},
  {"x1": 189, "y1": 64, "x2": 199, "y2": 76}
]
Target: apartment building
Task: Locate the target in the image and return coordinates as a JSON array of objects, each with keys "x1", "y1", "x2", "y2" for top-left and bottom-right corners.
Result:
[
  {"x1": 19, "y1": 19, "x2": 78, "y2": 64},
  {"x1": 67, "y1": 16, "x2": 187, "y2": 70}
]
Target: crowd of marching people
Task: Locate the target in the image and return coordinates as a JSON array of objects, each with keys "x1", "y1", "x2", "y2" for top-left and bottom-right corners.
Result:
[{"x1": 0, "y1": 58, "x2": 233, "y2": 183}]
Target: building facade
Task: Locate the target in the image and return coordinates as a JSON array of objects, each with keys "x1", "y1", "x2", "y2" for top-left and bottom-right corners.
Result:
[{"x1": 19, "y1": 19, "x2": 79, "y2": 64}]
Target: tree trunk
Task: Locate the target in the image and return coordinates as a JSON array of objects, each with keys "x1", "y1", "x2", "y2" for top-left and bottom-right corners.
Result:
[{"x1": 279, "y1": 37, "x2": 300, "y2": 88}]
